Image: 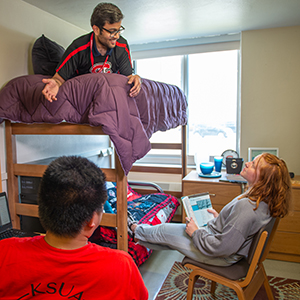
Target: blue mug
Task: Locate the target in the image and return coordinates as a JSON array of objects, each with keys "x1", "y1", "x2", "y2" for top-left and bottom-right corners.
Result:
[
  {"x1": 214, "y1": 156, "x2": 223, "y2": 172},
  {"x1": 200, "y1": 162, "x2": 214, "y2": 175}
]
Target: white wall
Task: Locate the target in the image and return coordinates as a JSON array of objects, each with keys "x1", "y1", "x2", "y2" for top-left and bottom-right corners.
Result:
[
  {"x1": 0, "y1": 0, "x2": 110, "y2": 191},
  {"x1": 240, "y1": 26, "x2": 300, "y2": 175}
]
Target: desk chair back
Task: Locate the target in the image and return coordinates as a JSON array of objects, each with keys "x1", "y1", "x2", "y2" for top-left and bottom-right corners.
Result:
[{"x1": 247, "y1": 217, "x2": 277, "y2": 265}]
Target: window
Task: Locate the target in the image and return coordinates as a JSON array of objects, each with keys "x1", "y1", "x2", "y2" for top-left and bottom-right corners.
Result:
[
  {"x1": 135, "y1": 55, "x2": 183, "y2": 159},
  {"x1": 133, "y1": 39, "x2": 240, "y2": 167},
  {"x1": 188, "y1": 50, "x2": 238, "y2": 163}
]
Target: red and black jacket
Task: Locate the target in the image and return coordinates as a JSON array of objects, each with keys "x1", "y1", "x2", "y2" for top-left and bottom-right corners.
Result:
[{"x1": 56, "y1": 32, "x2": 133, "y2": 80}]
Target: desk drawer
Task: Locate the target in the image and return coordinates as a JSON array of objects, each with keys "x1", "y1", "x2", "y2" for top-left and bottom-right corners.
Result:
[
  {"x1": 291, "y1": 188, "x2": 300, "y2": 211},
  {"x1": 271, "y1": 231, "x2": 300, "y2": 256},
  {"x1": 183, "y1": 181, "x2": 241, "y2": 207},
  {"x1": 278, "y1": 211, "x2": 300, "y2": 233}
]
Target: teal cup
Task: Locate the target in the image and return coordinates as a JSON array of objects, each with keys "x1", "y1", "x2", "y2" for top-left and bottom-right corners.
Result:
[
  {"x1": 214, "y1": 156, "x2": 223, "y2": 172},
  {"x1": 200, "y1": 162, "x2": 214, "y2": 175}
]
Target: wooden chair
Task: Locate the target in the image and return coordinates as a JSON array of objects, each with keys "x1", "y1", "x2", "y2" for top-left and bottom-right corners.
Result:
[{"x1": 182, "y1": 217, "x2": 280, "y2": 300}]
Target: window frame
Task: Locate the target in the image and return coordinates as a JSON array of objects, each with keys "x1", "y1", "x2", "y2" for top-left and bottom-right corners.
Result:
[{"x1": 131, "y1": 34, "x2": 241, "y2": 168}]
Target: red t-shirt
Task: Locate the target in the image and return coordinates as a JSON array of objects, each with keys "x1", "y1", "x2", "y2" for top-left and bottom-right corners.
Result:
[{"x1": 0, "y1": 236, "x2": 148, "y2": 299}]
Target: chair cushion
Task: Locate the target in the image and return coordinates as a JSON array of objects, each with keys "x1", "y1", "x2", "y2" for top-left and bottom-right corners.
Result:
[{"x1": 182, "y1": 256, "x2": 250, "y2": 281}]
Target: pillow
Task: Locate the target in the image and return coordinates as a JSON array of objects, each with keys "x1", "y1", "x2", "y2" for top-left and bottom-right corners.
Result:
[{"x1": 32, "y1": 34, "x2": 65, "y2": 76}]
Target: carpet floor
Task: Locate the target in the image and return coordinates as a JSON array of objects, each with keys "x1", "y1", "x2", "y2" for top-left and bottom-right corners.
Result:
[{"x1": 155, "y1": 261, "x2": 300, "y2": 299}]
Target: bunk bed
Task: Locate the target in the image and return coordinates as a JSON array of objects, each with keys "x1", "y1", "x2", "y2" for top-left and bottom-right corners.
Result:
[{"x1": 0, "y1": 72, "x2": 187, "y2": 259}]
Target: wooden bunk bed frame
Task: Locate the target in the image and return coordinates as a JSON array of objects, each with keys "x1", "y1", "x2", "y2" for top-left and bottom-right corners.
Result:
[
  {"x1": 131, "y1": 125, "x2": 187, "y2": 222},
  {"x1": 5, "y1": 120, "x2": 187, "y2": 252}
]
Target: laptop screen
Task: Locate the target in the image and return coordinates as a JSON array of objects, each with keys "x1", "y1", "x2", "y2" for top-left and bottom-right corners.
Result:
[{"x1": 0, "y1": 192, "x2": 12, "y2": 232}]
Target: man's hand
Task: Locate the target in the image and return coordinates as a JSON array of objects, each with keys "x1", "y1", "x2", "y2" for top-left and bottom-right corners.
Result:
[
  {"x1": 42, "y1": 73, "x2": 65, "y2": 102},
  {"x1": 185, "y1": 217, "x2": 198, "y2": 237},
  {"x1": 127, "y1": 74, "x2": 142, "y2": 97}
]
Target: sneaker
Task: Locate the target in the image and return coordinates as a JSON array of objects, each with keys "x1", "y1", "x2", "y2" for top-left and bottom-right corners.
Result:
[{"x1": 127, "y1": 211, "x2": 138, "y2": 238}]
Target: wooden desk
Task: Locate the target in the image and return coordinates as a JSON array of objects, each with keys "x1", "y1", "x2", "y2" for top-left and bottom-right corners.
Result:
[
  {"x1": 182, "y1": 171, "x2": 300, "y2": 263},
  {"x1": 268, "y1": 176, "x2": 300, "y2": 262}
]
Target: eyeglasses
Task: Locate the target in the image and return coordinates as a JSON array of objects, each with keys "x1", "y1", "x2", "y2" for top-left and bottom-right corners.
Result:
[{"x1": 101, "y1": 26, "x2": 125, "y2": 37}]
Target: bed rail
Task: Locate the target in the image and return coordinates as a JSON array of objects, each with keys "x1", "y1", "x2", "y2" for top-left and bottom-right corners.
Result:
[{"x1": 5, "y1": 120, "x2": 128, "y2": 251}]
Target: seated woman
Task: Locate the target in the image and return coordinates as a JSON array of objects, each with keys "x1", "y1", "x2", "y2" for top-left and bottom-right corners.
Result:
[{"x1": 130, "y1": 153, "x2": 291, "y2": 266}]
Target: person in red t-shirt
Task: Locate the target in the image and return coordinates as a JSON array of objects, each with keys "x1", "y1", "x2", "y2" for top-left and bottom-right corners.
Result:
[
  {"x1": 0, "y1": 156, "x2": 148, "y2": 300},
  {"x1": 42, "y1": 3, "x2": 142, "y2": 102}
]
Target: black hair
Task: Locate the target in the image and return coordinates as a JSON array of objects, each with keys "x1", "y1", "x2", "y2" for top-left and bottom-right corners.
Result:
[
  {"x1": 90, "y1": 2, "x2": 123, "y2": 29},
  {"x1": 38, "y1": 156, "x2": 107, "y2": 237}
]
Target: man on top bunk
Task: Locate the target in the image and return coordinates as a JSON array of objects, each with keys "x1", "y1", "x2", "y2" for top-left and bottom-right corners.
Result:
[{"x1": 42, "y1": 2, "x2": 142, "y2": 102}]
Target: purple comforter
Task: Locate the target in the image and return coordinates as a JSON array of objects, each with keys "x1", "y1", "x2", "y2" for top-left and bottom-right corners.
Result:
[{"x1": 0, "y1": 73, "x2": 187, "y2": 174}]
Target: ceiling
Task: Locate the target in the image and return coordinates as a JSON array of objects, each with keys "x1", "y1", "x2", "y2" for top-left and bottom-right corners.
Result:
[{"x1": 23, "y1": 0, "x2": 300, "y2": 45}]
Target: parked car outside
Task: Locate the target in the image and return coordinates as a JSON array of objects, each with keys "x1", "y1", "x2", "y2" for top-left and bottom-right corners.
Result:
[{"x1": 193, "y1": 123, "x2": 233, "y2": 138}]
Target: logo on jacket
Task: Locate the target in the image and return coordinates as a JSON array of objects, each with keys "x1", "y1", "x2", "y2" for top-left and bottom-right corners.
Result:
[{"x1": 90, "y1": 62, "x2": 112, "y2": 74}]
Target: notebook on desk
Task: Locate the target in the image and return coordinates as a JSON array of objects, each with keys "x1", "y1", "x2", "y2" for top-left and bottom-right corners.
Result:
[
  {"x1": 225, "y1": 174, "x2": 247, "y2": 184},
  {"x1": 0, "y1": 191, "x2": 39, "y2": 240}
]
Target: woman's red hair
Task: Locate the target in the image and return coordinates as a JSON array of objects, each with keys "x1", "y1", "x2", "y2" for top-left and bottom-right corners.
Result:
[{"x1": 243, "y1": 153, "x2": 291, "y2": 218}]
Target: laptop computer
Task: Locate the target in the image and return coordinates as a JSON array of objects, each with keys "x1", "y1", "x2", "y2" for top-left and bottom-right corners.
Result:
[{"x1": 0, "y1": 191, "x2": 39, "y2": 240}]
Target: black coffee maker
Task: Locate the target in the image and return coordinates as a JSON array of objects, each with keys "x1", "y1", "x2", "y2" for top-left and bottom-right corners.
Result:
[{"x1": 226, "y1": 158, "x2": 244, "y2": 174}]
